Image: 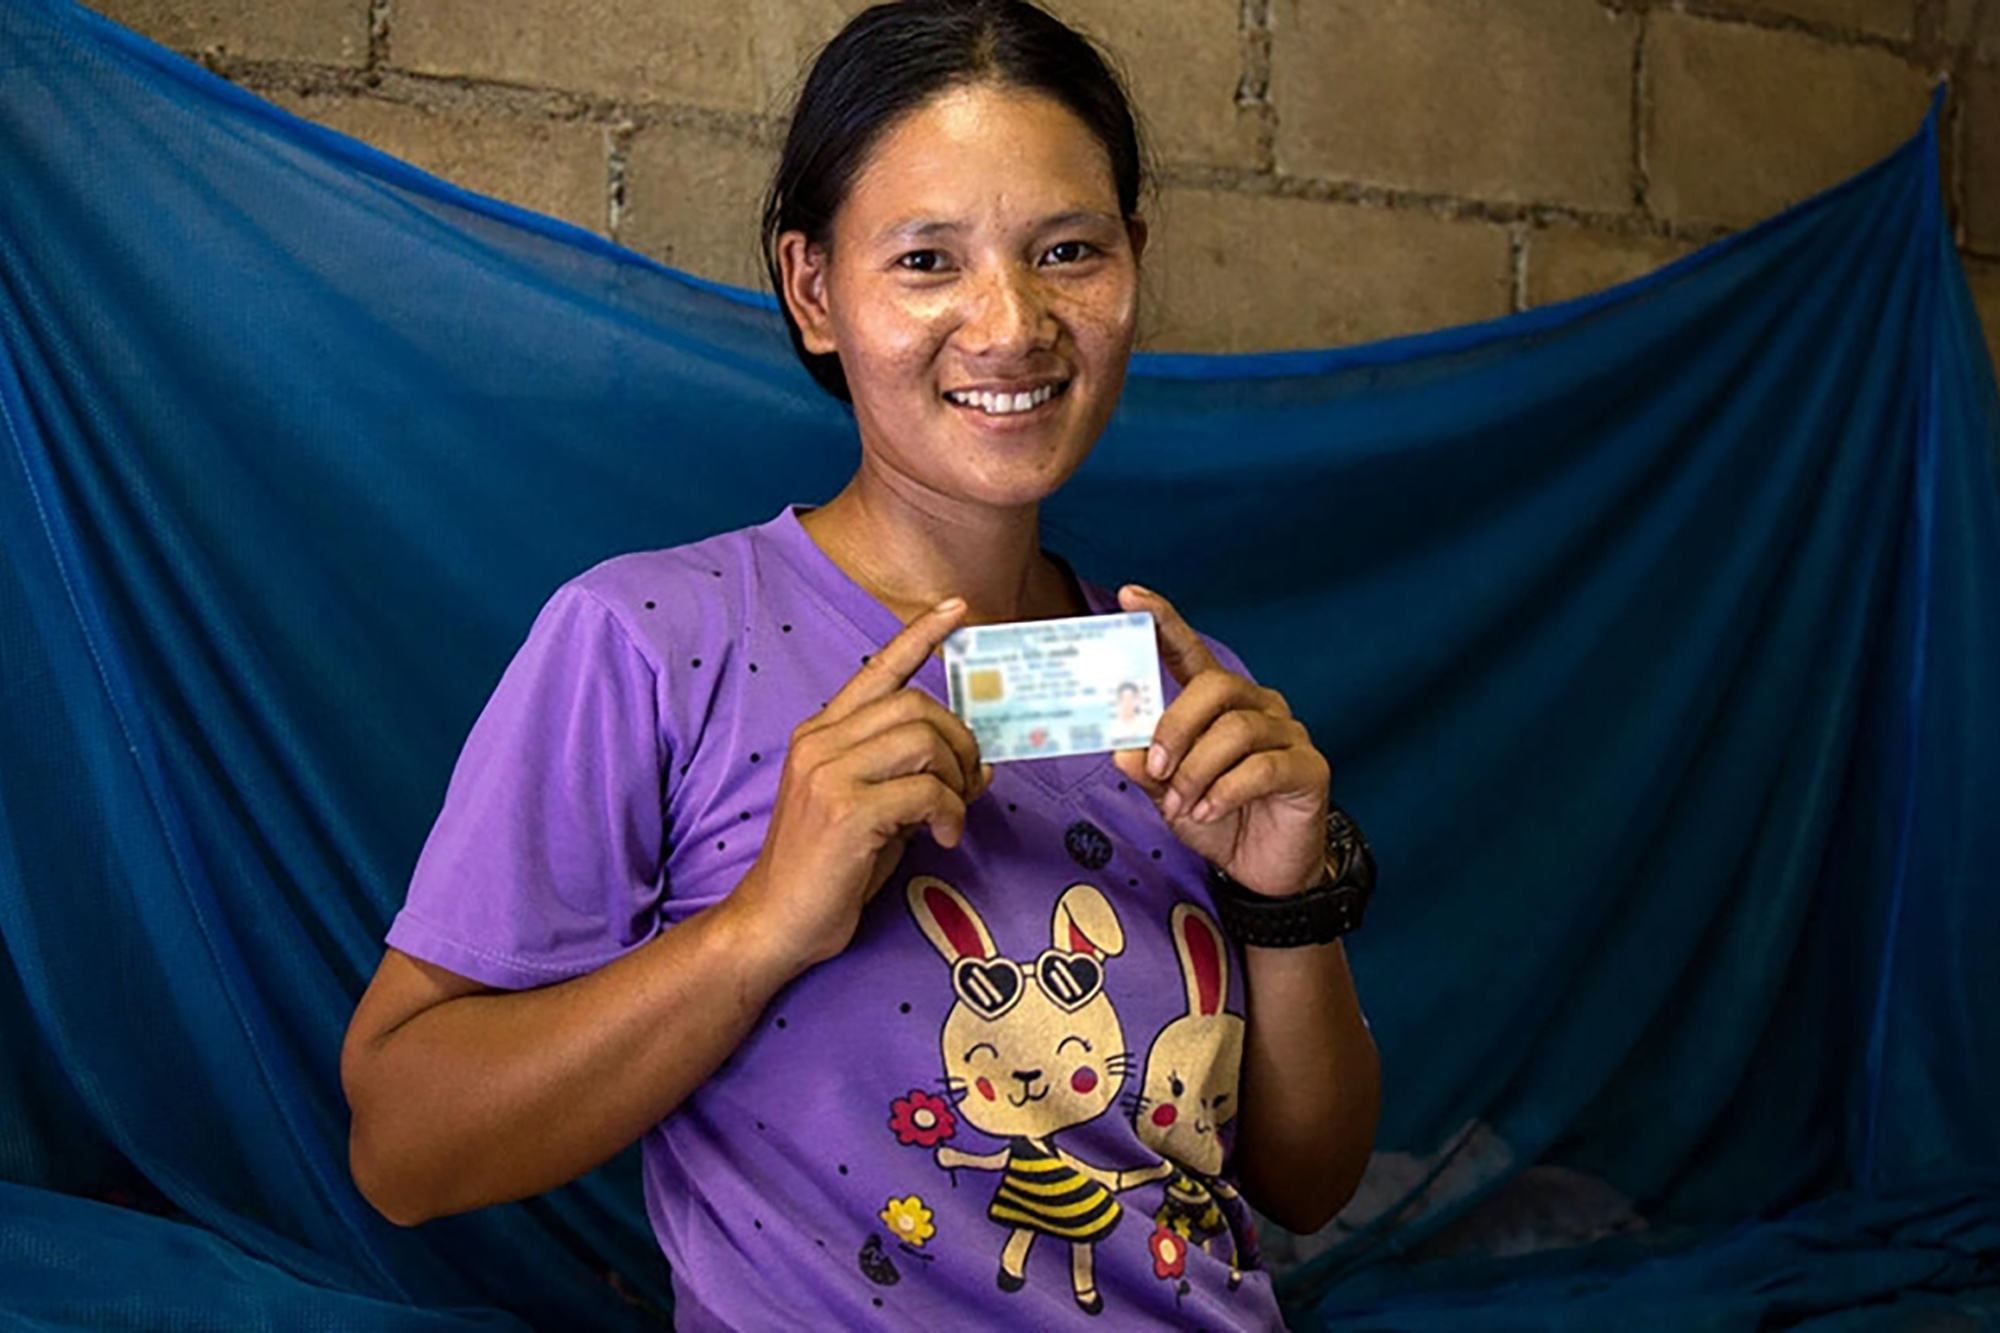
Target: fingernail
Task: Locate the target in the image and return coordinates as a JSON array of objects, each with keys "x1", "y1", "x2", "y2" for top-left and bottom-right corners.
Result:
[
  {"x1": 1147, "y1": 743, "x2": 1169, "y2": 780},
  {"x1": 936, "y1": 597, "x2": 966, "y2": 614},
  {"x1": 1126, "y1": 584, "x2": 1156, "y2": 600},
  {"x1": 1161, "y1": 789, "x2": 1183, "y2": 820},
  {"x1": 1191, "y1": 800, "x2": 1215, "y2": 823}
]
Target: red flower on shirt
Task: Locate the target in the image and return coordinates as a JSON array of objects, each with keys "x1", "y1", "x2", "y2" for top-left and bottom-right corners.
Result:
[
  {"x1": 888, "y1": 1090, "x2": 957, "y2": 1148},
  {"x1": 1149, "y1": 1222, "x2": 1187, "y2": 1281}
]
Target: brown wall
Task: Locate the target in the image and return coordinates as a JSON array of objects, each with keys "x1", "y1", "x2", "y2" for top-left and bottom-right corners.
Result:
[{"x1": 85, "y1": 0, "x2": 2000, "y2": 369}]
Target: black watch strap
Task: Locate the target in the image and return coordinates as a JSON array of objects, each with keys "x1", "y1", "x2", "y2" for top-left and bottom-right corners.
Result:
[{"x1": 1208, "y1": 806, "x2": 1374, "y2": 948}]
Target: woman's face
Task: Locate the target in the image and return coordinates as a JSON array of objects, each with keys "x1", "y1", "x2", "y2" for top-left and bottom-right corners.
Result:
[{"x1": 779, "y1": 82, "x2": 1144, "y2": 515}]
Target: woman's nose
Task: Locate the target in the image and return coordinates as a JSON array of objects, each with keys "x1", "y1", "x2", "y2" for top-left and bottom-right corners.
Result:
[{"x1": 960, "y1": 265, "x2": 1055, "y2": 356}]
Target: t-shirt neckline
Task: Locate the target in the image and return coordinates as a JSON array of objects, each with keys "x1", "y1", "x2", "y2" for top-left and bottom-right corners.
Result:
[
  {"x1": 765, "y1": 504, "x2": 1115, "y2": 627},
  {"x1": 760, "y1": 505, "x2": 1120, "y2": 797}
]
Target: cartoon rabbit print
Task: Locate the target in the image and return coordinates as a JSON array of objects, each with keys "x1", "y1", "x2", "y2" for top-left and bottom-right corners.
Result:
[
  {"x1": 1132, "y1": 903, "x2": 1247, "y2": 1288},
  {"x1": 906, "y1": 876, "x2": 1168, "y2": 1315}
]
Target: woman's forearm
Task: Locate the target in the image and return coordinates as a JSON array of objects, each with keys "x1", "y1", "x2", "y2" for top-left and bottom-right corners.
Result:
[
  {"x1": 342, "y1": 891, "x2": 797, "y2": 1225},
  {"x1": 1232, "y1": 938, "x2": 1380, "y2": 1234}
]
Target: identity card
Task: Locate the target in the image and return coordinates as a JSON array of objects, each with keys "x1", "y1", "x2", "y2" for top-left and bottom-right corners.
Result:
[{"x1": 942, "y1": 611, "x2": 1163, "y2": 762}]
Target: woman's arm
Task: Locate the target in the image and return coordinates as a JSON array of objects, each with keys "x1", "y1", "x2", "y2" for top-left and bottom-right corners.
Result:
[
  {"x1": 1232, "y1": 939, "x2": 1380, "y2": 1232},
  {"x1": 344, "y1": 598, "x2": 987, "y2": 1224},
  {"x1": 343, "y1": 901, "x2": 792, "y2": 1225},
  {"x1": 1112, "y1": 584, "x2": 1382, "y2": 1234}
]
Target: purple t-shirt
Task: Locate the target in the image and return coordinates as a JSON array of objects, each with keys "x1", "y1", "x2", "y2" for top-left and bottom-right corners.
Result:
[{"x1": 389, "y1": 508, "x2": 1285, "y2": 1331}]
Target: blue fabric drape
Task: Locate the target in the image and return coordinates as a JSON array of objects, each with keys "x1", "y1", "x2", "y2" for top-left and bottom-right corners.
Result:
[{"x1": 2, "y1": 0, "x2": 1996, "y2": 1326}]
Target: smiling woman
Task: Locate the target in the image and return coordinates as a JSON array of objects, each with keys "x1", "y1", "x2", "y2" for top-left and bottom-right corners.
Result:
[
  {"x1": 779, "y1": 81, "x2": 1144, "y2": 608},
  {"x1": 339, "y1": 3, "x2": 1379, "y2": 1329}
]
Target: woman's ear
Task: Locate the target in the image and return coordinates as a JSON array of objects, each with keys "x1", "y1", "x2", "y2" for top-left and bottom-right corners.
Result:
[{"x1": 776, "y1": 231, "x2": 838, "y2": 355}]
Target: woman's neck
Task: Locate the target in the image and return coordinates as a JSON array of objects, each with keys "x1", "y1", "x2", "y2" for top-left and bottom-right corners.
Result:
[{"x1": 800, "y1": 476, "x2": 1083, "y2": 626}]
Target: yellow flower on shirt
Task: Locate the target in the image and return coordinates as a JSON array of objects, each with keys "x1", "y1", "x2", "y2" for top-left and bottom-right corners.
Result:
[{"x1": 879, "y1": 1195, "x2": 935, "y2": 1248}]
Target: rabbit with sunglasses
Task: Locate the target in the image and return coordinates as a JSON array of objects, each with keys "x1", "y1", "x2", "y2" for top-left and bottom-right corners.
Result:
[{"x1": 908, "y1": 875, "x2": 1173, "y2": 1315}]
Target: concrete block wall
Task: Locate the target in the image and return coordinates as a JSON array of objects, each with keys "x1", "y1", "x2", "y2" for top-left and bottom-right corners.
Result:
[{"x1": 83, "y1": 0, "x2": 2000, "y2": 371}]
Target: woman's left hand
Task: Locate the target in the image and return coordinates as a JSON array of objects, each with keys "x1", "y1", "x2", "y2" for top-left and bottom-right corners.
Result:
[{"x1": 1113, "y1": 585, "x2": 1331, "y2": 900}]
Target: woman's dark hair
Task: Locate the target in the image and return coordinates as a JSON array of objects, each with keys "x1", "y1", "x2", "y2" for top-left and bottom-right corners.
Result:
[{"x1": 760, "y1": 0, "x2": 1147, "y2": 402}]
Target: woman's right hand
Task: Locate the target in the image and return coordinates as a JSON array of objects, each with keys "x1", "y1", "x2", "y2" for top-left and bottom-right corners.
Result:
[{"x1": 725, "y1": 597, "x2": 989, "y2": 976}]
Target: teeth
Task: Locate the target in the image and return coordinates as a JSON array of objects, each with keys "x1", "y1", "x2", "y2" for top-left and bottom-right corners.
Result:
[{"x1": 947, "y1": 384, "x2": 1062, "y2": 415}]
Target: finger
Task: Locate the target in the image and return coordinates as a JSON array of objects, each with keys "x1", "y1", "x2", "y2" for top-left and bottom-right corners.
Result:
[
  {"x1": 867, "y1": 773, "x2": 971, "y2": 849},
  {"x1": 1146, "y1": 667, "x2": 1270, "y2": 786},
  {"x1": 1160, "y1": 709, "x2": 1304, "y2": 822},
  {"x1": 1183, "y1": 749, "x2": 1329, "y2": 827},
  {"x1": 828, "y1": 719, "x2": 982, "y2": 798},
  {"x1": 811, "y1": 689, "x2": 984, "y2": 795},
  {"x1": 820, "y1": 597, "x2": 968, "y2": 724},
  {"x1": 1111, "y1": 746, "x2": 1164, "y2": 798},
  {"x1": 1118, "y1": 584, "x2": 1220, "y2": 687}
]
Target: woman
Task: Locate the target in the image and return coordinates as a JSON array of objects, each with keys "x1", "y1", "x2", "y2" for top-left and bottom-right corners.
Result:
[{"x1": 342, "y1": 1, "x2": 1379, "y2": 1326}]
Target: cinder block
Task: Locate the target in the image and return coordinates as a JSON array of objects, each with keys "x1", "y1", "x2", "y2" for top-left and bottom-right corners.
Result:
[
  {"x1": 1271, "y1": 0, "x2": 1635, "y2": 212},
  {"x1": 1965, "y1": 69, "x2": 2000, "y2": 256},
  {"x1": 619, "y1": 123, "x2": 776, "y2": 291},
  {"x1": 86, "y1": 0, "x2": 366, "y2": 66},
  {"x1": 1970, "y1": 263, "x2": 2000, "y2": 377},
  {"x1": 1140, "y1": 189, "x2": 1512, "y2": 353},
  {"x1": 1525, "y1": 227, "x2": 1696, "y2": 308},
  {"x1": 394, "y1": 0, "x2": 866, "y2": 114},
  {"x1": 270, "y1": 93, "x2": 609, "y2": 234},
  {"x1": 1731, "y1": 0, "x2": 1912, "y2": 39},
  {"x1": 1049, "y1": 0, "x2": 1260, "y2": 169},
  {"x1": 1646, "y1": 14, "x2": 1934, "y2": 229},
  {"x1": 1945, "y1": 0, "x2": 2000, "y2": 58}
]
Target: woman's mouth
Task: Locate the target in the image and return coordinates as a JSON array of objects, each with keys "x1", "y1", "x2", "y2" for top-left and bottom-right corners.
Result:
[{"x1": 943, "y1": 381, "x2": 1070, "y2": 416}]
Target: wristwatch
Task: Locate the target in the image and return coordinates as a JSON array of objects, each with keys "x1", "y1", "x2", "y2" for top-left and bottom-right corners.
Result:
[{"x1": 1208, "y1": 805, "x2": 1375, "y2": 948}]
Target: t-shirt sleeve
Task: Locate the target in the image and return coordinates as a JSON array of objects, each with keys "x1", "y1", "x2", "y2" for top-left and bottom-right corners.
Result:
[{"x1": 386, "y1": 583, "x2": 668, "y2": 990}]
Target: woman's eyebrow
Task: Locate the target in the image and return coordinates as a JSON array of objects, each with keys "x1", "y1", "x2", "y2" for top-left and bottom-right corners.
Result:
[
  {"x1": 1036, "y1": 209, "x2": 1122, "y2": 233},
  {"x1": 877, "y1": 218, "x2": 966, "y2": 245},
  {"x1": 873, "y1": 209, "x2": 1123, "y2": 247}
]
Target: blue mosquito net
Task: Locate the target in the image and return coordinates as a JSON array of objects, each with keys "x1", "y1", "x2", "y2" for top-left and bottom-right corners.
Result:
[{"x1": 2, "y1": 0, "x2": 1997, "y2": 1327}]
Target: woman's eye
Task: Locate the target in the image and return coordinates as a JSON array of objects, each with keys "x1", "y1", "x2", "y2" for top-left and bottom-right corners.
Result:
[
  {"x1": 897, "y1": 250, "x2": 947, "y2": 273},
  {"x1": 1043, "y1": 240, "x2": 1094, "y2": 265}
]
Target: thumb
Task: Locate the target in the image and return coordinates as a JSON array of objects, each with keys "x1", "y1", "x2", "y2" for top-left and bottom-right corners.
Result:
[{"x1": 1113, "y1": 747, "x2": 1166, "y2": 798}]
